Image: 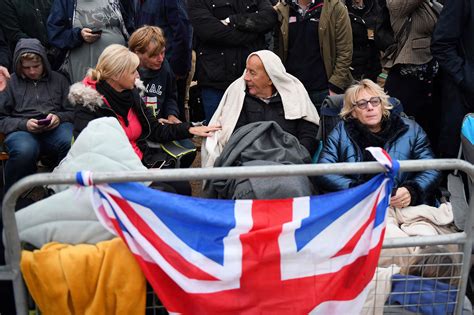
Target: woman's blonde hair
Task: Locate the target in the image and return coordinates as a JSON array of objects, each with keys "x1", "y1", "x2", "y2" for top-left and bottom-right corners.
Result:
[
  {"x1": 340, "y1": 79, "x2": 392, "y2": 120},
  {"x1": 88, "y1": 44, "x2": 140, "y2": 81}
]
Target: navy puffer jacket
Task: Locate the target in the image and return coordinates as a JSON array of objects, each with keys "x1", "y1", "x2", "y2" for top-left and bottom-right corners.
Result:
[{"x1": 316, "y1": 114, "x2": 440, "y2": 205}]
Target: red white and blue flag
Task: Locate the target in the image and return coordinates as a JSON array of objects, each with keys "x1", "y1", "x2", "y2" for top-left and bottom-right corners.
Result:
[{"x1": 78, "y1": 147, "x2": 398, "y2": 314}]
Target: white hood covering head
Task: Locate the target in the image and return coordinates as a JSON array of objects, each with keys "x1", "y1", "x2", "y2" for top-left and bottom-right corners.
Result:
[{"x1": 202, "y1": 50, "x2": 320, "y2": 168}]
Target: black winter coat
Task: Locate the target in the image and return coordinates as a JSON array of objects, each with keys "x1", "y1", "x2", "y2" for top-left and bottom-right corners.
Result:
[
  {"x1": 235, "y1": 93, "x2": 319, "y2": 156},
  {"x1": 0, "y1": 0, "x2": 52, "y2": 51},
  {"x1": 431, "y1": 0, "x2": 474, "y2": 103},
  {"x1": 346, "y1": 0, "x2": 381, "y2": 81},
  {"x1": 69, "y1": 79, "x2": 192, "y2": 146},
  {"x1": 188, "y1": 0, "x2": 277, "y2": 90},
  {"x1": 0, "y1": 27, "x2": 11, "y2": 69}
]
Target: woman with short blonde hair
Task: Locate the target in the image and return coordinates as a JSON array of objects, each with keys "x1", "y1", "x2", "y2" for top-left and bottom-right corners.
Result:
[
  {"x1": 88, "y1": 44, "x2": 140, "y2": 82},
  {"x1": 340, "y1": 79, "x2": 392, "y2": 120},
  {"x1": 316, "y1": 79, "x2": 440, "y2": 208}
]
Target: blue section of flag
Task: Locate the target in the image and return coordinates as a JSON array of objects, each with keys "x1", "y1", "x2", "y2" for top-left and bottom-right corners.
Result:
[
  {"x1": 295, "y1": 174, "x2": 388, "y2": 251},
  {"x1": 109, "y1": 182, "x2": 237, "y2": 265}
]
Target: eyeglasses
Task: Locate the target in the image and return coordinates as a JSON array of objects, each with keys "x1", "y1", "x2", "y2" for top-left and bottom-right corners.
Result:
[{"x1": 353, "y1": 96, "x2": 382, "y2": 109}]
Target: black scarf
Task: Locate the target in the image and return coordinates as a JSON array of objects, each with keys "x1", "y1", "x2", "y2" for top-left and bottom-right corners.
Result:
[
  {"x1": 96, "y1": 80, "x2": 134, "y2": 126},
  {"x1": 345, "y1": 114, "x2": 407, "y2": 162}
]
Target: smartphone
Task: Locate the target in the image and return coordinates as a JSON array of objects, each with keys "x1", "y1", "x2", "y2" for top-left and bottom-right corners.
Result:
[
  {"x1": 90, "y1": 28, "x2": 103, "y2": 35},
  {"x1": 37, "y1": 118, "x2": 52, "y2": 126}
]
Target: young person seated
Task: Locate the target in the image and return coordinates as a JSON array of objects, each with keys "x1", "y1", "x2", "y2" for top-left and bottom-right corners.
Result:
[
  {"x1": 128, "y1": 25, "x2": 181, "y2": 124},
  {"x1": 315, "y1": 79, "x2": 441, "y2": 207},
  {"x1": 128, "y1": 25, "x2": 196, "y2": 168},
  {"x1": 202, "y1": 50, "x2": 320, "y2": 168},
  {"x1": 0, "y1": 38, "x2": 74, "y2": 191}
]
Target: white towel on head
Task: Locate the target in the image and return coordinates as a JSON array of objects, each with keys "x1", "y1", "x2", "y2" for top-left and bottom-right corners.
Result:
[{"x1": 202, "y1": 50, "x2": 320, "y2": 168}]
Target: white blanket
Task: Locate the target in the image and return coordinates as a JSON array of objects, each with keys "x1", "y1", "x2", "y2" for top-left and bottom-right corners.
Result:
[
  {"x1": 14, "y1": 118, "x2": 148, "y2": 248},
  {"x1": 379, "y1": 203, "x2": 457, "y2": 267},
  {"x1": 202, "y1": 50, "x2": 320, "y2": 168}
]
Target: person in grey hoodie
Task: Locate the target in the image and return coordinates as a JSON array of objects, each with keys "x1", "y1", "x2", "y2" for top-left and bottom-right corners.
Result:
[{"x1": 0, "y1": 38, "x2": 74, "y2": 191}]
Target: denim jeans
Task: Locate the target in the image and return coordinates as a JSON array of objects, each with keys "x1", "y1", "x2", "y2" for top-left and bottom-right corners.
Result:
[
  {"x1": 4, "y1": 122, "x2": 73, "y2": 191},
  {"x1": 201, "y1": 87, "x2": 225, "y2": 123}
]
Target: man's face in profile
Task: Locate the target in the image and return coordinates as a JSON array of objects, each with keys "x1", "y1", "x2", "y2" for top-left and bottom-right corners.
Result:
[{"x1": 244, "y1": 55, "x2": 273, "y2": 98}]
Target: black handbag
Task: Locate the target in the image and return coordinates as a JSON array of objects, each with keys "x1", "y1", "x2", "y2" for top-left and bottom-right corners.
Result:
[{"x1": 143, "y1": 140, "x2": 197, "y2": 169}]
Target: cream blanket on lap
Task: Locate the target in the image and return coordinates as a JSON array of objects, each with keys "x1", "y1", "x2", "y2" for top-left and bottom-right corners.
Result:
[
  {"x1": 379, "y1": 203, "x2": 458, "y2": 267},
  {"x1": 202, "y1": 50, "x2": 320, "y2": 168}
]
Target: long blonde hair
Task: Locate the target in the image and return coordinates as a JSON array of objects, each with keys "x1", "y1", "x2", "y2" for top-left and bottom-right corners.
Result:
[
  {"x1": 88, "y1": 44, "x2": 139, "y2": 81},
  {"x1": 340, "y1": 79, "x2": 392, "y2": 120}
]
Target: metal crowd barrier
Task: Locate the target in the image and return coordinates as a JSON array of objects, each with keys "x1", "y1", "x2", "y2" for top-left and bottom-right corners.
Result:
[{"x1": 1, "y1": 159, "x2": 473, "y2": 314}]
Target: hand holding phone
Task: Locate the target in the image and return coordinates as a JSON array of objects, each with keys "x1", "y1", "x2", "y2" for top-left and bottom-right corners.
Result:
[
  {"x1": 37, "y1": 118, "x2": 52, "y2": 126},
  {"x1": 90, "y1": 28, "x2": 103, "y2": 35}
]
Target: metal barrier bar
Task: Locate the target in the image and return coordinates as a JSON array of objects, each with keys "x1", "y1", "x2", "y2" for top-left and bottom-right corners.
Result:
[{"x1": 2, "y1": 158, "x2": 474, "y2": 314}]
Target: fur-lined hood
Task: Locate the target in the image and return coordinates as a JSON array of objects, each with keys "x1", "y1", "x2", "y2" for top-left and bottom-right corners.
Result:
[{"x1": 68, "y1": 77, "x2": 146, "y2": 112}]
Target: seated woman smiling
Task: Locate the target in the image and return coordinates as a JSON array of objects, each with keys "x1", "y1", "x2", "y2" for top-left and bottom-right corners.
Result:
[{"x1": 316, "y1": 79, "x2": 440, "y2": 207}]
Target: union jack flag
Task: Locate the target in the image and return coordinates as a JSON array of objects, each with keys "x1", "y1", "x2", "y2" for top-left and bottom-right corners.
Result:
[{"x1": 80, "y1": 147, "x2": 398, "y2": 314}]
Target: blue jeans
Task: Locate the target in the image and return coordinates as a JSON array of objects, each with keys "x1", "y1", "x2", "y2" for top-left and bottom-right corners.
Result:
[
  {"x1": 4, "y1": 122, "x2": 73, "y2": 191},
  {"x1": 201, "y1": 87, "x2": 225, "y2": 123}
]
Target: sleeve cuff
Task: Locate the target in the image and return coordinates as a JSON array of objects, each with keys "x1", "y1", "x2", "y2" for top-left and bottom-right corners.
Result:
[
  {"x1": 328, "y1": 83, "x2": 344, "y2": 94},
  {"x1": 402, "y1": 181, "x2": 424, "y2": 206}
]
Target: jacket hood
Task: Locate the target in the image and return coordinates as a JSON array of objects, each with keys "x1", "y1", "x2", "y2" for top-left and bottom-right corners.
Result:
[
  {"x1": 13, "y1": 38, "x2": 51, "y2": 78},
  {"x1": 68, "y1": 77, "x2": 146, "y2": 111},
  {"x1": 68, "y1": 78, "x2": 105, "y2": 112}
]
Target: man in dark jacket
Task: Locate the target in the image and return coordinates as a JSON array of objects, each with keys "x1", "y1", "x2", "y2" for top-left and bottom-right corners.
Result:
[
  {"x1": 431, "y1": 0, "x2": 474, "y2": 158},
  {"x1": 235, "y1": 54, "x2": 319, "y2": 156},
  {"x1": 188, "y1": 0, "x2": 277, "y2": 122},
  {"x1": 0, "y1": 38, "x2": 74, "y2": 190},
  {"x1": 274, "y1": 0, "x2": 353, "y2": 110},
  {"x1": 132, "y1": 0, "x2": 192, "y2": 80},
  {"x1": 0, "y1": 0, "x2": 65, "y2": 70},
  {"x1": 345, "y1": 0, "x2": 381, "y2": 81}
]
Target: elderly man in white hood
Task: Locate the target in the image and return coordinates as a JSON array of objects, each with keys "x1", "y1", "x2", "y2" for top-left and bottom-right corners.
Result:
[{"x1": 202, "y1": 50, "x2": 320, "y2": 168}]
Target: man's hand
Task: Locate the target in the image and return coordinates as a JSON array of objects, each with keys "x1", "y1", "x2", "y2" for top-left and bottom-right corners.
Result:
[
  {"x1": 390, "y1": 187, "x2": 412, "y2": 208},
  {"x1": 44, "y1": 113, "x2": 60, "y2": 130},
  {"x1": 26, "y1": 119, "x2": 46, "y2": 133},
  {"x1": 0, "y1": 66, "x2": 10, "y2": 92},
  {"x1": 27, "y1": 114, "x2": 60, "y2": 133}
]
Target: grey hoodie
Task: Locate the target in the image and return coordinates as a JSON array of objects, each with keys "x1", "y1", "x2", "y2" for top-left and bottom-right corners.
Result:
[{"x1": 0, "y1": 38, "x2": 73, "y2": 134}]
